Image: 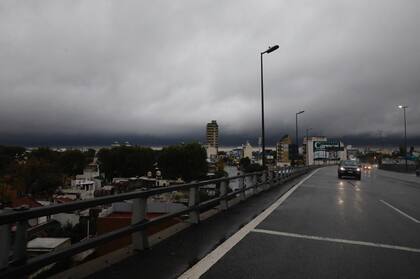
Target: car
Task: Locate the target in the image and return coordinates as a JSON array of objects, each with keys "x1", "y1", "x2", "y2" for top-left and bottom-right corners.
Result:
[
  {"x1": 362, "y1": 164, "x2": 372, "y2": 171},
  {"x1": 338, "y1": 160, "x2": 362, "y2": 180}
]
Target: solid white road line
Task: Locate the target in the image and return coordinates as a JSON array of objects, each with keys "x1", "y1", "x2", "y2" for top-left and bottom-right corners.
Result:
[
  {"x1": 178, "y1": 168, "x2": 321, "y2": 279},
  {"x1": 380, "y1": 199, "x2": 420, "y2": 223},
  {"x1": 251, "y1": 228, "x2": 420, "y2": 253}
]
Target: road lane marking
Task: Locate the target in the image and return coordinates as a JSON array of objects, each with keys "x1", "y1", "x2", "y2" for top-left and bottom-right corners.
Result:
[
  {"x1": 380, "y1": 200, "x2": 420, "y2": 223},
  {"x1": 178, "y1": 168, "x2": 321, "y2": 279},
  {"x1": 251, "y1": 229, "x2": 420, "y2": 253}
]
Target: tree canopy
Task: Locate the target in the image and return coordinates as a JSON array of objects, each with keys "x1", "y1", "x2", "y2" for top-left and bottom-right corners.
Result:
[
  {"x1": 157, "y1": 142, "x2": 208, "y2": 181},
  {"x1": 97, "y1": 146, "x2": 155, "y2": 181}
]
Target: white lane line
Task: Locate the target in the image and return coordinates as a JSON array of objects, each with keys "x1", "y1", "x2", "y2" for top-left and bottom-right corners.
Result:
[
  {"x1": 251, "y1": 229, "x2": 420, "y2": 253},
  {"x1": 380, "y1": 199, "x2": 420, "y2": 223},
  {"x1": 178, "y1": 168, "x2": 321, "y2": 279}
]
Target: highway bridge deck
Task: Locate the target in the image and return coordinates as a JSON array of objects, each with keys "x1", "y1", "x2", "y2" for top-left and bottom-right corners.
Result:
[
  {"x1": 187, "y1": 167, "x2": 420, "y2": 279},
  {"x1": 90, "y1": 167, "x2": 420, "y2": 279}
]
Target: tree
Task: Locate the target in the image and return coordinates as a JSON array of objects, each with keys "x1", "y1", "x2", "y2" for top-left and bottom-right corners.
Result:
[
  {"x1": 59, "y1": 150, "x2": 87, "y2": 177},
  {"x1": 399, "y1": 145, "x2": 406, "y2": 157},
  {"x1": 157, "y1": 143, "x2": 207, "y2": 182},
  {"x1": 14, "y1": 157, "x2": 63, "y2": 196},
  {"x1": 239, "y1": 157, "x2": 251, "y2": 170},
  {"x1": 83, "y1": 149, "x2": 96, "y2": 164},
  {"x1": 0, "y1": 145, "x2": 26, "y2": 176},
  {"x1": 97, "y1": 146, "x2": 155, "y2": 181},
  {"x1": 243, "y1": 163, "x2": 263, "y2": 173}
]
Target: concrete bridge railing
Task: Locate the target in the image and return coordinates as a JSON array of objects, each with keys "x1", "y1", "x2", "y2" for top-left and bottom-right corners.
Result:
[{"x1": 0, "y1": 165, "x2": 313, "y2": 277}]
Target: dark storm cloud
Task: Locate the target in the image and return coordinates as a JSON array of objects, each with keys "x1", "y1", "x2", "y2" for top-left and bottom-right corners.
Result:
[{"x1": 0, "y1": 0, "x2": 419, "y2": 145}]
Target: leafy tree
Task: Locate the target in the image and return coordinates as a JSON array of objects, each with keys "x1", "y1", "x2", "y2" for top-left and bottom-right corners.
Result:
[
  {"x1": 215, "y1": 159, "x2": 225, "y2": 173},
  {"x1": 0, "y1": 145, "x2": 26, "y2": 175},
  {"x1": 14, "y1": 157, "x2": 63, "y2": 196},
  {"x1": 97, "y1": 146, "x2": 155, "y2": 181},
  {"x1": 83, "y1": 149, "x2": 96, "y2": 164},
  {"x1": 30, "y1": 147, "x2": 60, "y2": 162},
  {"x1": 243, "y1": 163, "x2": 263, "y2": 173},
  {"x1": 239, "y1": 157, "x2": 251, "y2": 170},
  {"x1": 399, "y1": 145, "x2": 406, "y2": 157},
  {"x1": 59, "y1": 150, "x2": 87, "y2": 177},
  {"x1": 157, "y1": 143, "x2": 207, "y2": 182},
  {"x1": 1, "y1": 147, "x2": 90, "y2": 197}
]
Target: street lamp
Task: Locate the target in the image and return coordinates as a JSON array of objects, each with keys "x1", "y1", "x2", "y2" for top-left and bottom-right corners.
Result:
[
  {"x1": 295, "y1": 110, "x2": 304, "y2": 166},
  {"x1": 260, "y1": 45, "x2": 279, "y2": 169},
  {"x1": 304, "y1": 128, "x2": 312, "y2": 166},
  {"x1": 397, "y1": 105, "x2": 408, "y2": 171},
  {"x1": 295, "y1": 110, "x2": 305, "y2": 146}
]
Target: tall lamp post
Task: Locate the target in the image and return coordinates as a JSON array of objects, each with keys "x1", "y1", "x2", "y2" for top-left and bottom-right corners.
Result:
[
  {"x1": 295, "y1": 111, "x2": 305, "y2": 146},
  {"x1": 295, "y1": 110, "x2": 304, "y2": 165},
  {"x1": 304, "y1": 128, "x2": 312, "y2": 166},
  {"x1": 260, "y1": 45, "x2": 279, "y2": 169},
  {"x1": 398, "y1": 105, "x2": 408, "y2": 171}
]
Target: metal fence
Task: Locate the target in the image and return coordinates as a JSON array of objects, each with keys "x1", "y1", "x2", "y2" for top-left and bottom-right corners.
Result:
[{"x1": 0, "y1": 166, "x2": 311, "y2": 277}]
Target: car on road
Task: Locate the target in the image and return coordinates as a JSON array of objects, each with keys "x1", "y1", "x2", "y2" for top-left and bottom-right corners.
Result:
[
  {"x1": 362, "y1": 164, "x2": 372, "y2": 171},
  {"x1": 338, "y1": 160, "x2": 362, "y2": 180}
]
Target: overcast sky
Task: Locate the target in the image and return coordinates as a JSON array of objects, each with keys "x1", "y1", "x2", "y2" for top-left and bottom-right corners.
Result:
[{"x1": 0, "y1": 1, "x2": 419, "y2": 146}]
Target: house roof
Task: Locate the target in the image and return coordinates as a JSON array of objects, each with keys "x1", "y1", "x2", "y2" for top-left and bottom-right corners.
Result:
[{"x1": 11, "y1": 196, "x2": 43, "y2": 208}]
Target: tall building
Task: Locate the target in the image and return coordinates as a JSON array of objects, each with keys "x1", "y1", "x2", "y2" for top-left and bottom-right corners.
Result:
[
  {"x1": 243, "y1": 141, "x2": 253, "y2": 160},
  {"x1": 206, "y1": 120, "x2": 219, "y2": 159},
  {"x1": 276, "y1": 135, "x2": 292, "y2": 166},
  {"x1": 206, "y1": 120, "x2": 219, "y2": 148}
]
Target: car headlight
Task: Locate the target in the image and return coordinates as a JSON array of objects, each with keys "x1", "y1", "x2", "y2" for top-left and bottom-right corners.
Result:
[
  {"x1": 340, "y1": 167, "x2": 345, "y2": 171},
  {"x1": 356, "y1": 168, "x2": 361, "y2": 171}
]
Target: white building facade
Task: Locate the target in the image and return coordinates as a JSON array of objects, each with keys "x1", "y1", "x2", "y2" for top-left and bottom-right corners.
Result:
[{"x1": 305, "y1": 137, "x2": 347, "y2": 165}]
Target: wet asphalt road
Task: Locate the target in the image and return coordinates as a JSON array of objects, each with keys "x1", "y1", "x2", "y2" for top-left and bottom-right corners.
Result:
[{"x1": 202, "y1": 167, "x2": 420, "y2": 279}]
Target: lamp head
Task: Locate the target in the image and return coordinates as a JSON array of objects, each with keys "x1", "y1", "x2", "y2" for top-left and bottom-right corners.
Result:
[{"x1": 264, "y1": 45, "x2": 279, "y2": 54}]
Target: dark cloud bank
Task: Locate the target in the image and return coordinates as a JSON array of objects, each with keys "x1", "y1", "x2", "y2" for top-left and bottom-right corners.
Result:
[{"x1": 0, "y1": 1, "x2": 419, "y2": 147}]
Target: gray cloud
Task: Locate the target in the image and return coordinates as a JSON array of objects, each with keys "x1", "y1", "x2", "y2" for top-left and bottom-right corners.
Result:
[{"x1": 0, "y1": 0, "x2": 419, "y2": 145}]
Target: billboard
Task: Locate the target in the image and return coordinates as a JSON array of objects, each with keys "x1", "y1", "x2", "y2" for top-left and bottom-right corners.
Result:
[{"x1": 313, "y1": 140, "x2": 343, "y2": 160}]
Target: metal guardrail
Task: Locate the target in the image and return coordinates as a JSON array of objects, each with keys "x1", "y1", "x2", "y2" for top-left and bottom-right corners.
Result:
[{"x1": 0, "y1": 166, "x2": 312, "y2": 277}]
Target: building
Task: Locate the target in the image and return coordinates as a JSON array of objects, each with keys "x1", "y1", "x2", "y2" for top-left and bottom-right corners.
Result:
[
  {"x1": 276, "y1": 135, "x2": 292, "y2": 166},
  {"x1": 206, "y1": 120, "x2": 219, "y2": 159},
  {"x1": 305, "y1": 136, "x2": 347, "y2": 165},
  {"x1": 75, "y1": 161, "x2": 100, "y2": 181},
  {"x1": 206, "y1": 120, "x2": 219, "y2": 148},
  {"x1": 27, "y1": 237, "x2": 72, "y2": 277},
  {"x1": 243, "y1": 141, "x2": 253, "y2": 160},
  {"x1": 96, "y1": 201, "x2": 186, "y2": 256},
  {"x1": 346, "y1": 145, "x2": 360, "y2": 160}
]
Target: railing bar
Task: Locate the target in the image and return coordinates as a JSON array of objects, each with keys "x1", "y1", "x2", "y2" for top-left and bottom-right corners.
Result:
[
  {"x1": 0, "y1": 167, "x2": 315, "y2": 277},
  {"x1": 0, "y1": 171, "x2": 266, "y2": 225},
  {"x1": 0, "y1": 206, "x2": 192, "y2": 277}
]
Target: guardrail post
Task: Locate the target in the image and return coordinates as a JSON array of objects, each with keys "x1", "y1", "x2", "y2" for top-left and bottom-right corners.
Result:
[
  {"x1": 0, "y1": 208, "x2": 11, "y2": 269},
  {"x1": 262, "y1": 171, "x2": 268, "y2": 191},
  {"x1": 220, "y1": 181, "x2": 228, "y2": 210},
  {"x1": 13, "y1": 220, "x2": 28, "y2": 263},
  {"x1": 12, "y1": 206, "x2": 30, "y2": 264},
  {"x1": 253, "y1": 175, "x2": 258, "y2": 195},
  {"x1": 239, "y1": 177, "x2": 246, "y2": 202},
  {"x1": 188, "y1": 186, "x2": 200, "y2": 224},
  {"x1": 132, "y1": 197, "x2": 148, "y2": 251}
]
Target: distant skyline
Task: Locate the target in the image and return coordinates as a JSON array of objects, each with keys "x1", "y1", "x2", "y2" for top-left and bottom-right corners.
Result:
[
  {"x1": 0, "y1": 1, "x2": 419, "y2": 146},
  {"x1": 0, "y1": 131, "x2": 418, "y2": 148}
]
